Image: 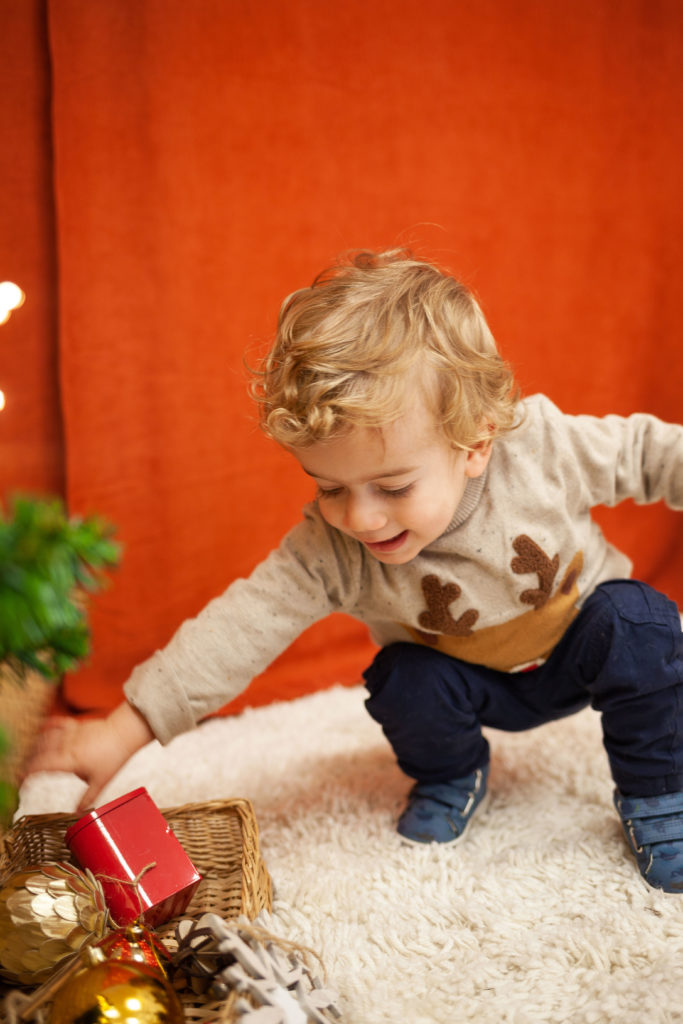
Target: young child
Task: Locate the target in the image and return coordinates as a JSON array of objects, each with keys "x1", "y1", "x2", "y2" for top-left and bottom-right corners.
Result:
[{"x1": 26, "y1": 250, "x2": 683, "y2": 891}]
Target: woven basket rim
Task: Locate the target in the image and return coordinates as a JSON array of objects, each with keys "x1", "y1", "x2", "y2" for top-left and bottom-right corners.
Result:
[{"x1": 3, "y1": 794, "x2": 259, "y2": 836}]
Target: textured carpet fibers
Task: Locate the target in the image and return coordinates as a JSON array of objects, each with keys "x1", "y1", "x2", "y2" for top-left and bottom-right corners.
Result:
[{"x1": 18, "y1": 686, "x2": 683, "y2": 1023}]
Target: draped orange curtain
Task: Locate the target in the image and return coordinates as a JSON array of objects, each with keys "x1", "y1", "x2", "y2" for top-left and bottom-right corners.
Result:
[
  {"x1": 0, "y1": 1, "x2": 62, "y2": 499},
  {"x1": 2, "y1": 0, "x2": 682, "y2": 718}
]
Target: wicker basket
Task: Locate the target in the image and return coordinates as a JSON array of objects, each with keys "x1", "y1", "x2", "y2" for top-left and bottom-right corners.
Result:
[
  {"x1": 0, "y1": 797, "x2": 273, "y2": 1023},
  {"x1": 0, "y1": 667, "x2": 54, "y2": 835}
]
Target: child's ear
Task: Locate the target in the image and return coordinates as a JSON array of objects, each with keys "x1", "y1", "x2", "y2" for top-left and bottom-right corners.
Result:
[{"x1": 464, "y1": 438, "x2": 493, "y2": 478}]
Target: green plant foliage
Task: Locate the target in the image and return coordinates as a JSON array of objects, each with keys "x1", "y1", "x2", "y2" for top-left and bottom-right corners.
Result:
[
  {"x1": 0, "y1": 496, "x2": 120, "y2": 680},
  {"x1": 0, "y1": 724, "x2": 17, "y2": 826},
  {"x1": 0, "y1": 780, "x2": 17, "y2": 829},
  {"x1": 0, "y1": 723, "x2": 9, "y2": 758}
]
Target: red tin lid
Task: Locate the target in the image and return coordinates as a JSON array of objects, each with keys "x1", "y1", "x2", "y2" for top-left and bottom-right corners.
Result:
[{"x1": 65, "y1": 786, "x2": 148, "y2": 845}]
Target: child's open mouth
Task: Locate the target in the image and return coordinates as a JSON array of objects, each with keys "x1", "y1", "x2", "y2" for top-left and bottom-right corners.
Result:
[{"x1": 363, "y1": 530, "x2": 409, "y2": 554}]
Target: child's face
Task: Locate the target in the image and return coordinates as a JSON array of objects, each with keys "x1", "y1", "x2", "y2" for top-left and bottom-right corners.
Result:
[{"x1": 291, "y1": 399, "x2": 491, "y2": 564}]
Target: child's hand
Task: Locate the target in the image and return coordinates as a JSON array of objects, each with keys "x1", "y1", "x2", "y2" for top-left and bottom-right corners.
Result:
[{"x1": 22, "y1": 701, "x2": 155, "y2": 812}]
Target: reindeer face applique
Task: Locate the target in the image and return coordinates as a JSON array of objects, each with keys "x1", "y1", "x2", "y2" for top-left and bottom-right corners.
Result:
[{"x1": 402, "y1": 535, "x2": 584, "y2": 671}]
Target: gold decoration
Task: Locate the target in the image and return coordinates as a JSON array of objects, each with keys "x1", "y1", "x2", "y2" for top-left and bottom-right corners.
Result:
[
  {"x1": 49, "y1": 946, "x2": 184, "y2": 1024},
  {"x1": 0, "y1": 861, "x2": 109, "y2": 985}
]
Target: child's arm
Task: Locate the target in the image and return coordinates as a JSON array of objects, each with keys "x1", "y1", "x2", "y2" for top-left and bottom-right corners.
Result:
[
  {"x1": 533, "y1": 395, "x2": 683, "y2": 510},
  {"x1": 24, "y1": 508, "x2": 357, "y2": 808},
  {"x1": 22, "y1": 700, "x2": 154, "y2": 812}
]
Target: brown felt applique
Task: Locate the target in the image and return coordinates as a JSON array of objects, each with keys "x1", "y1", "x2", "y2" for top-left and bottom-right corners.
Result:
[
  {"x1": 403, "y1": 542, "x2": 585, "y2": 671},
  {"x1": 415, "y1": 574, "x2": 479, "y2": 644},
  {"x1": 510, "y1": 535, "x2": 560, "y2": 610}
]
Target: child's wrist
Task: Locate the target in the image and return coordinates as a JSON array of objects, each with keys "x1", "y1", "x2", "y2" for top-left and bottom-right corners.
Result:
[{"x1": 109, "y1": 700, "x2": 155, "y2": 754}]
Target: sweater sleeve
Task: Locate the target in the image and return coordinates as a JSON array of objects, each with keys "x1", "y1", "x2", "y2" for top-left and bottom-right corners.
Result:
[
  {"x1": 123, "y1": 505, "x2": 362, "y2": 743},
  {"x1": 535, "y1": 395, "x2": 683, "y2": 511}
]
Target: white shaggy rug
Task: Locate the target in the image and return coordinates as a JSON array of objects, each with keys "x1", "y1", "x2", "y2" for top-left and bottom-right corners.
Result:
[{"x1": 17, "y1": 685, "x2": 683, "y2": 1023}]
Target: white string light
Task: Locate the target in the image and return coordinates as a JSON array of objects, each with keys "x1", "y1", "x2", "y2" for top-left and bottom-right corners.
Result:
[
  {"x1": 0, "y1": 281, "x2": 25, "y2": 324},
  {"x1": 0, "y1": 281, "x2": 26, "y2": 412}
]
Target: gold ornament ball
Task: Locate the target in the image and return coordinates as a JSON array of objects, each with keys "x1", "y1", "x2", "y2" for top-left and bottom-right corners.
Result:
[
  {"x1": 0, "y1": 862, "x2": 109, "y2": 985},
  {"x1": 49, "y1": 954, "x2": 184, "y2": 1024}
]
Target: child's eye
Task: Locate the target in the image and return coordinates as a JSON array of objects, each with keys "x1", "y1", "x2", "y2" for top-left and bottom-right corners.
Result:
[
  {"x1": 380, "y1": 484, "x2": 415, "y2": 498},
  {"x1": 316, "y1": 486, "x2": 344, "y2": 499}
]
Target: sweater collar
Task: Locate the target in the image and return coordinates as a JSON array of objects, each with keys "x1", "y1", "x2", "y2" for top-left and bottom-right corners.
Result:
[{"x1": 442, "y1": 471, "x2": 487, "y2": 534}]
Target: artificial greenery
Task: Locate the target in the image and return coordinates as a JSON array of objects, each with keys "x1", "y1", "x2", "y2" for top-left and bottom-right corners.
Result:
[
  {"x1": 0, "y1": 495, "x2": 120, "y2": 825},
  {"x1": 0, "y1": 496, "x2": 119, "y2": 678},
  {"x1": 0, "y1": 725, "x2": 13, "y2": 832}
]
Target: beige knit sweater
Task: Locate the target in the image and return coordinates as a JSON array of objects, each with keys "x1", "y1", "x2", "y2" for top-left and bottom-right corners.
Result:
[{"x1": 125, "y1": 394, "x2": 683, "y2": 743}]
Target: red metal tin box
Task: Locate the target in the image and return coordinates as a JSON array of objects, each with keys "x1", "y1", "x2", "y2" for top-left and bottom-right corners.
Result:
[{"x1": 65, "y1": 787, "x2": 202, "y2": 927}]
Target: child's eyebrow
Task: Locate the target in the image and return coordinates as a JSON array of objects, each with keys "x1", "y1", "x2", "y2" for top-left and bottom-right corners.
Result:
[{"x1": 300, "y1": 466, "x2": 419, "y2": 483}]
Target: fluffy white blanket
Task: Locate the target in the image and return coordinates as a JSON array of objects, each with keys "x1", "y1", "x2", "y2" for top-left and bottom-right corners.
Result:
[{"x1": 18, "y1": 685, "x2": 683, "y2": 1023}]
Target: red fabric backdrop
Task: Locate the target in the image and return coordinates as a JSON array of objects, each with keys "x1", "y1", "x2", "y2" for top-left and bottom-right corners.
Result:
[
  {"x1": 2, "y1": 0, "x2": 682, "y2": 718},
  {"x1": 0, "y1": 1, "x2": 62, "y2": 498}
]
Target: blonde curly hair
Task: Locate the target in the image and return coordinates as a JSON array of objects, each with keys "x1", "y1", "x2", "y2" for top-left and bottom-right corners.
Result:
[{"x1": 253, "y1": 249, "x2": 520, "y2": 450}]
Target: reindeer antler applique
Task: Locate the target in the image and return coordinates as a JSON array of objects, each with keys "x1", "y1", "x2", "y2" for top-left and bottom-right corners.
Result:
[
  {"x1": 511, "y1": 534, "x2": 561, "y2": 610},
  {"x1": 415, "y1": 574, "x2": 479, "y2": 644}
]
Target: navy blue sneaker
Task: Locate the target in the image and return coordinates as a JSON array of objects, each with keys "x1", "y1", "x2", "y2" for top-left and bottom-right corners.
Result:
[
  {"x1": 398, "y1": 765, "x2": 489, "y2": 845},
  {"x1": 614, "y1": 789, "x2": 683, "y2": 893}
]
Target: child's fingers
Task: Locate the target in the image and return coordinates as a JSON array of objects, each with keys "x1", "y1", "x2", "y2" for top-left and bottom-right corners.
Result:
[
  {"x1": 76, "y1": 780, "x2": 105, "y2": 813},
  {"x1": 20, "y1": 718, "x2": 80, "y2": 779}
]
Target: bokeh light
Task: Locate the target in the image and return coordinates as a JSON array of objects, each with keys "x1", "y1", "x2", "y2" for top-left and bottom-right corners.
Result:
[{"x1": 0, "y1": 281, "x2": 25, "y2": 325}]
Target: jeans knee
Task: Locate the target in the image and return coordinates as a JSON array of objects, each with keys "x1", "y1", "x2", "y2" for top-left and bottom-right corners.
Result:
[
  {"x1": 363, "y1": 642, "x2": 477, "y2": 728},
  {"x1": 593, "y1": 579, "x2": 681, "y2": 630},
  {"x1": 581, "y1": 581, "x2": 683, "y2": 701},
  {"x1": 363, "y1": 642, "x2": 449, "y2": 696}
]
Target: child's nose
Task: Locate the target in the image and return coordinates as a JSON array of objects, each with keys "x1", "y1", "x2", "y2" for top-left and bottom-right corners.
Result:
[{"x1": 343, "y1": 493, "x2": 388, "y2": 533}]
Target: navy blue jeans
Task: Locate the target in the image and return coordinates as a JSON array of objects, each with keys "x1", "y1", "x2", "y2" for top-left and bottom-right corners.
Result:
[{"x1": 363, "y1": 580, "x2": 683, "y2": 797}]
